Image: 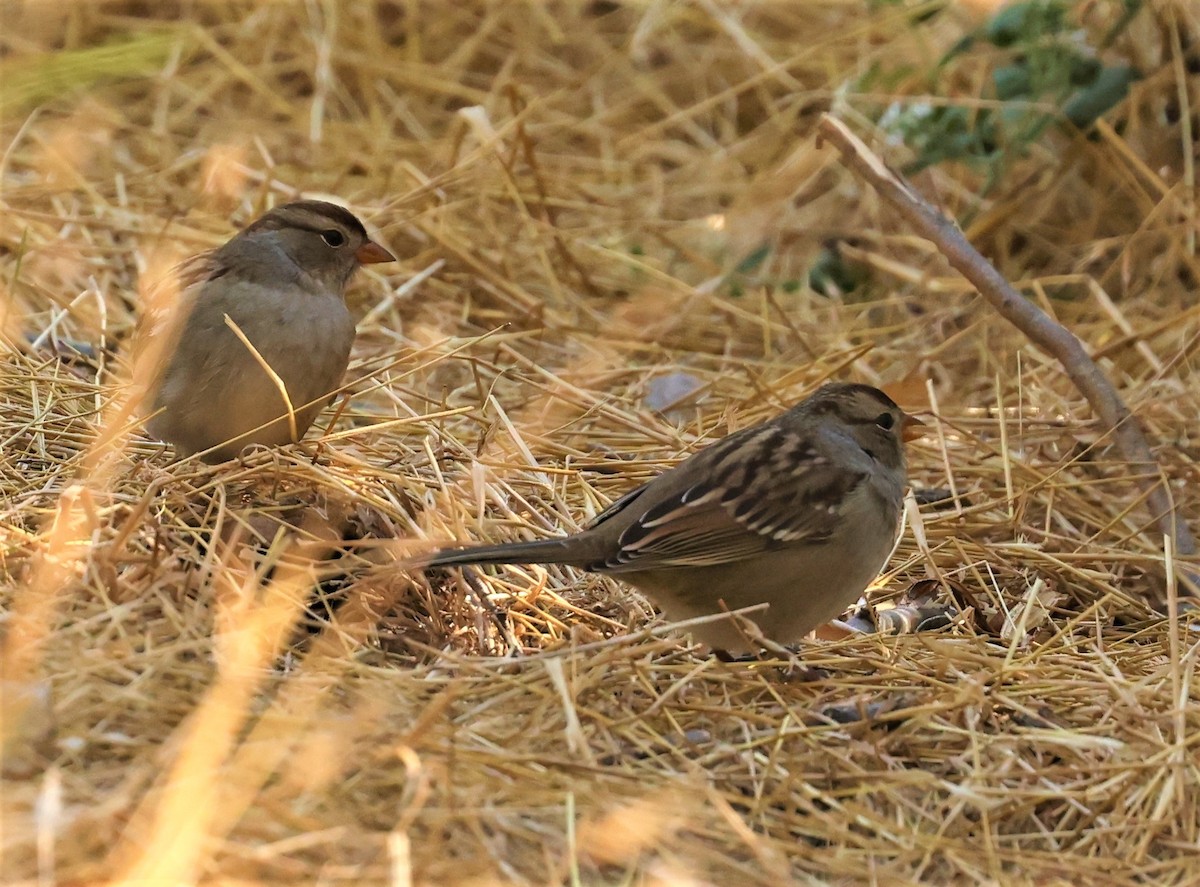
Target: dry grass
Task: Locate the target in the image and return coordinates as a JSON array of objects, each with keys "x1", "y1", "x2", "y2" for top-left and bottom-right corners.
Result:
[{"x1": 2, "y1": 1, "x2": 1200, "y2": 884}]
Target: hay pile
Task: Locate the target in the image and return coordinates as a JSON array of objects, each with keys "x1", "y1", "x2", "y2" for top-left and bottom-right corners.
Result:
[{"x1": 2, "y1": 1, "x2": 1199, "y2": 884}]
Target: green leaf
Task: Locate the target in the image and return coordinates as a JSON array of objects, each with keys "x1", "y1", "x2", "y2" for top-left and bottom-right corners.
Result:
[
  {"x1": 985, "y1": 0, "x2": 1066, "y2": 48},
  {"x1": 734, "y1": 244, "x2": 771, "y2": 276},
  {"x1": 808, "y1": 247, "x2": 867, "y2": 297},
  {"x1": 993, "y1": 65, "x2": 1033, "y2": 101},
  {"x1": 1063, "y1": 65, "x2": 1140, "y2": 128},
  {"x1": 1065, "y1": 64, "x2": 1137, "y2": 128}
]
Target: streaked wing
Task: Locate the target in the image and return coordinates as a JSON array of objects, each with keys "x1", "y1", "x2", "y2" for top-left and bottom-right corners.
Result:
[
  {"x1": 583, "y1": 483, "x2": 650, "y2": 529},
  {"x1": 588, "y1": 424, "x2": 866, "y2": 573}
]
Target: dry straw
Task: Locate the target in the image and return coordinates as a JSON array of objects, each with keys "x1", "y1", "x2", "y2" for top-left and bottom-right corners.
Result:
[{"x1": 2, "y1": 1, "x2": 1199, "y2": 885}]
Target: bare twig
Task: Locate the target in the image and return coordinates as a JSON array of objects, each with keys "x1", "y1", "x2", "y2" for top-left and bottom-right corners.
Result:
[{"x1": 817, "y1": 113, "x2": 1198, "y2": 592}]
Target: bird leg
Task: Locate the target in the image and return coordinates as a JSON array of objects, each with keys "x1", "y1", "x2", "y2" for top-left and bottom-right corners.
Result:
[{"x1": 711, "y1": 642, "x2": 828, "y2": 681}]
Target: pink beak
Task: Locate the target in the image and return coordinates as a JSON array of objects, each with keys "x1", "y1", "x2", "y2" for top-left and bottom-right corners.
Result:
[
  {"x1": 355, "y1": 240, "x2": 396, "y2": 264},
  {"x1": 901, "y1": 413, "x2": 926, "y2": 443}
]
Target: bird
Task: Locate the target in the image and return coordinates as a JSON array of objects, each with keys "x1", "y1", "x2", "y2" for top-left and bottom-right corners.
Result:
[
  {"x1": 132, "y1": 200, "x2": 395, "y2": 462},
  {"x1": 419, "y1": 382, "x2": 922, "y2": 655}
]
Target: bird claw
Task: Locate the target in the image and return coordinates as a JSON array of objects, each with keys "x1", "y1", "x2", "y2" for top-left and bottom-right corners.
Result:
[{"x1": 711, "y1": 644, "x2": 827, "y2": 681}]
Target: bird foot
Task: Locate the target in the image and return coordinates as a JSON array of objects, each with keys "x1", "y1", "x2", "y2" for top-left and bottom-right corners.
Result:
[{"x1": 711, "y1": 646, "x2": 828, "y2": 681}]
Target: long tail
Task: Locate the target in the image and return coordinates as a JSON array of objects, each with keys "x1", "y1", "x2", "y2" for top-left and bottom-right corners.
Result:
[{"x1": 417, "y1": 536, "x2": 585, "y2": 570}]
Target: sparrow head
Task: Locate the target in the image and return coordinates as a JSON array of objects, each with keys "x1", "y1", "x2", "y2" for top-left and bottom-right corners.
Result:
[
  {"x1": 235, "y1": 200, "x2": 395, "y2": 291},
  {"x1": 802, "y1": 382, "x2": 921, "y2": 471}
]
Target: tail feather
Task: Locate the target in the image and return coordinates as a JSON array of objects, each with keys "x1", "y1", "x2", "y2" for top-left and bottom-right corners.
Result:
[{"x1": 419, "y1": 537, "x2": 585, "y2": 570}]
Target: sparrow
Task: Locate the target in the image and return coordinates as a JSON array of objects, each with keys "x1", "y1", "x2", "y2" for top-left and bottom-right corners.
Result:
[
  {"x1": 420, "y1": 382, "x2": 922, "y2": 655},
  {"x1": 133, "y1": 200, "x2": 395, "y2": 462}
]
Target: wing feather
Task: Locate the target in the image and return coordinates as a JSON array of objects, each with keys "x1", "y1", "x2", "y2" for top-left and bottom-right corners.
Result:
[{"x1": 589, "y1": 425, "x2": 866, "y2": 574}]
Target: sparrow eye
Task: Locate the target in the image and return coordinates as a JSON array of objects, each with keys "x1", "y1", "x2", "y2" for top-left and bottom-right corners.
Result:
[
  {"x1": 874, "y1": 412, "x2": 896, "y2": 430},
  {"x1": 321, "y1": 229, "x2": 346, "y2": 247}
]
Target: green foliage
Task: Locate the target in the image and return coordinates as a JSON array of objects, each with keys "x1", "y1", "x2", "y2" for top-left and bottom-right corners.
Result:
[
  {"x1": 734, "y1": 244, "x2": 771, "y2": 276},
  {"x1": 871, "y1": 0, "x2": 1142, "y2": 177},
  {"x1": 1062, "y1": 64, "x2": 1140, "y2": 128},
  {"x1": 983, "y1": 0, "x2": 1068, "y2": 46},
  {"x1": 808, "y1": 246, "x2": 869, "y2": 298},
  {"x1": 711, "y1": 242, "x2": 871, "y2": 300}
]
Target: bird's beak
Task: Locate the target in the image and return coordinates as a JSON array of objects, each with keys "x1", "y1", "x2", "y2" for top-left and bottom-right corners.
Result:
[
  {"x1": 355, "y1": 240, "x2": 396, "y2": 264},
  {"x1": 901, "y1": 413, "x2": 926, "y2": 442}
]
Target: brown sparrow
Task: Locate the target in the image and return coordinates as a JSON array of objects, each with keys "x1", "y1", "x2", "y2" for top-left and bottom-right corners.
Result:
[
  {"x1": 421, "y1": 383, "x2": 921, "y2": 654},
  {"x1": 134, "y1": 200, "x2": 394, "y2": 462}
]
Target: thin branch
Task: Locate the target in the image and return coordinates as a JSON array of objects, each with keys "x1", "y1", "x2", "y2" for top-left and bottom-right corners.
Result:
[{"x1": 816, "y1": 113, "x2": 1197, "y2": 593}]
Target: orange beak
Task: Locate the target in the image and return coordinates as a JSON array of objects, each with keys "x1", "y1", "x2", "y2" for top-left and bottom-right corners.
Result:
[
  {"x1": 355, "y1": 240, "x2": 396, "y2": 264},
  {"x1": 901, "y1": 413, "x2": 926, "y2": 443}
]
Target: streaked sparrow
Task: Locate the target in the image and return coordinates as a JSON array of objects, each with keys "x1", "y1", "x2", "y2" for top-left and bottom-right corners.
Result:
[{"x1": 421, "y1": 383, "x2": 921, "y2": 654}]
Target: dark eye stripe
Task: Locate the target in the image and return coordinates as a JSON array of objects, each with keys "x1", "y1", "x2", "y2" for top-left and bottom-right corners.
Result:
[{"x1": 848, "y1": 415, "x2": 896, "y2": 426}]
